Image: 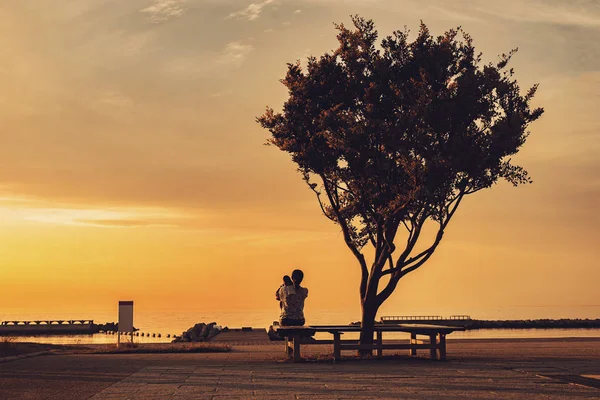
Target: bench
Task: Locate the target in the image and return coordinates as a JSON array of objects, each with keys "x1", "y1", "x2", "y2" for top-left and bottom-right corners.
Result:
[{"x1": 275, "y1": 324, "x2": 464, "y2": 362}]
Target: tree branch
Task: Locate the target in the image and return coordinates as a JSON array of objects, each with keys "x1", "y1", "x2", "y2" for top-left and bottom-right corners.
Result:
[
  {"x1": 394, "y1": 209, "x2": 426, "y2": 270},
  {"x1": 441, "y1": 191, "x2": 465, "y2": 230},
  {"x1": 382, "y1": 191, "x2": 465, "y2": 278},
  {"x1": 308, "y1": 184, "x2": 336, "y2": 222},
  {"x1": 401, "y1": 219, "x2": 412, "y2": 233},
  {"x1": 399, "y1": 237, "x2": 441, "y2": 277},
  {"x1": 391, "y1": 191, "x2": 465, "y2": 277},
  {"x1": 397, "y1": 225, "x2": 444, "y2": 276},
  {"x1": 321, "y1": 174, "x2": 369, "y2": 299}
]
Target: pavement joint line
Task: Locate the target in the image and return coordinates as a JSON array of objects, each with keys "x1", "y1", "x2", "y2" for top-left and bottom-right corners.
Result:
[
  {"x1": 0, "y1": 349, "x2": 58, "y2": 363},
  {"x1": 537, "y1": 374, "x2": 600, "y2": 390}
]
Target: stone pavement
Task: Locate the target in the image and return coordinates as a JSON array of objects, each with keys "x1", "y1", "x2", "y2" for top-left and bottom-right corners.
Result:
[
  {"x1": 88, "y1": 340, "x2": 599, "y2": 400},
  {"x1": 0, "y1": 339, "x2": 599, "y2": 399}
]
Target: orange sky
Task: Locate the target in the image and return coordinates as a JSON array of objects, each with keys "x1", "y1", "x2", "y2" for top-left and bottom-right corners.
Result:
[{"x1": 0, "y1": 0, "x2": 599, "y2": 319}]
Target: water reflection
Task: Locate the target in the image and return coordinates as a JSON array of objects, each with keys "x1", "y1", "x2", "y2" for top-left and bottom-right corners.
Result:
[{"x1": 6, "y1": 328, "x2": 600, "y2": 345}]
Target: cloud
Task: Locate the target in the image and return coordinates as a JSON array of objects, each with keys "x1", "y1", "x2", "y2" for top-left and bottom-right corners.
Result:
[
  {"x1": 473, "y1": 1, "x2": 600, "y2": 28},
  {"x1": 226, "y1": 0, "x2": 276, "y2": 21},
  {"x1": 163, "y1": 41, "x2": 253, "y2": 77},
  {"x1": 219, "y1": 42, "x2": 253, "y2": 66},
  {"x1": 210, "y1": 90, "x2": 233, "y2": 98},
  {"x1": 225, "y1": 230, "x2": 332, "y2": 246},
  {"x1": 428, "y1": 5, "x2": 482, "y2": 22},
  {"x1": 294, "y1": 9, "x2": 302, "y2": 14},
  {"x1": 141, "y1": 0, "x2": 186, "y2": 23},
  {"x1": 0, "y1": 194, "x2": 187, "y2": 228},
  {"x1": 20, "y1": 206, "x2": 187, "y2": 228},
  {"x1": 74, "y1": 219, "x2": 177, "y2": 228},
  {"x1": 98, "y1": 91, "x2": 134, "y2": 108}
]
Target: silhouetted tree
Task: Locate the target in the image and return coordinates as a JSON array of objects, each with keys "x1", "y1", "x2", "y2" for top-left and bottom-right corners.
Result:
[{"x1": 258, "y1": 16, "x2": 544, "y2": 349}]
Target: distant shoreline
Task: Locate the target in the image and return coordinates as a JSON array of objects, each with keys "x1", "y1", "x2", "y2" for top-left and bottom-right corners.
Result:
[
  {"x1": 377, "y1": 317, "x2": 600, "y2": 330},
  {"x1": 464, "y1": 319, "x2": 600, "y2": 330},
  {"x1": 2, "y1": 318, "x2": 600, "y2": 338}
]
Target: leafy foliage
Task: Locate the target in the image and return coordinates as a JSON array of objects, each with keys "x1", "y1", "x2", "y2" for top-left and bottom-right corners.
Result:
[{"x1": 258, "y1": 16, "x2": 543, "y2": 318}]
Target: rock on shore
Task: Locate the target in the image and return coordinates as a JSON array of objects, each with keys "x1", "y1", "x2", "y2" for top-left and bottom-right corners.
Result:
[{"x1": 172, "y1": 322, "x2": 222, "y2": 343}]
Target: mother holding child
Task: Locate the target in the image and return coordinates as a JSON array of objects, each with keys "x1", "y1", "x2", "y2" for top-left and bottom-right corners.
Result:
[{"x1": 275, "y1": 269, "x2": 308, "y2": 326}]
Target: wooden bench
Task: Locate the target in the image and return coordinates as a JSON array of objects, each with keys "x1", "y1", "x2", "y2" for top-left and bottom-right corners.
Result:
[{"x1": 275, "y1": 324, "x2": 464, "y2": 362}]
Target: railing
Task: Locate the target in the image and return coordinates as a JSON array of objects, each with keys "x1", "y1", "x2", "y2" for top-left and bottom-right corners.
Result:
[
  {"x1": 381, "y1": 315, "x2": 471, "y2": 322},
  {"x1": 1, "y1": 320, "x2": 94, "y2": 326}
]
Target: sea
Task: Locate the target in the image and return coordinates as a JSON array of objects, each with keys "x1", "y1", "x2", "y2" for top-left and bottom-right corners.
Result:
[{"x1": 2, "y1": 305, "x2": 599, "y2": 345}]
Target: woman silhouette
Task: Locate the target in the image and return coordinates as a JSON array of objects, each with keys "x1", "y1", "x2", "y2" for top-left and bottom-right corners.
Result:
[{"x1": 276, "y1": 269, "x2": 309, "y2": 326}]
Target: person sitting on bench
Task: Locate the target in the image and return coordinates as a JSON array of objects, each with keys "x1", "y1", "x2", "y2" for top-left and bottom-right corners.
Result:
[
  {"x1": 276, "y1": 269, "x2": 308, "y2": 326},
  {"x1": 277, "y1": 275, "x2": 295, "y2": 311}
]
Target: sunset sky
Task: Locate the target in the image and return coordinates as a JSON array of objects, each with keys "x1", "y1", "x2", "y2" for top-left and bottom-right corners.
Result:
[{"x1": 1, "y1": 0, "x2": 599, "y2": 319}]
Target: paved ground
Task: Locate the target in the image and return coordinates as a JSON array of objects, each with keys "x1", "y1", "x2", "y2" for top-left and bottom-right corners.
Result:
[
  {"x1": 208, "y1": 329, "x2": 273, "y2": 345},
  {"x1": 0, "y1": 338, "x2": 598, "y2": 399}
]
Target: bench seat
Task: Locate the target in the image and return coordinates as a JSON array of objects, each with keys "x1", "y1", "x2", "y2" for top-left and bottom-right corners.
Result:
[{"x1": 274, "y1": 324, "x2": 464, "y2": 362}]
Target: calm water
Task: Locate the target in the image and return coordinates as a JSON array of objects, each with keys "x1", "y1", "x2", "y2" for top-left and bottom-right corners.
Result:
[{"x1": 2, "y1": 306, "x2": 599, "y2": 345}]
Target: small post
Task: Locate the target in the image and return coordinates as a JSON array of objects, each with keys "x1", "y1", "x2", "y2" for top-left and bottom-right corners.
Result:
[
  {"x1": 376, "y1": 330, "x2": 383, "y2": 358},
  {"x1": 118, "y1": 301, "x2": 134, "y2": 348},
  {"x1": 333, "y1": 332, "x2": 341, "y2": 362},
  {"x1": 410, "y1": 332, "x2": 417, "y2": 357},
  {"x1": 438, "y1": 333, "x2": 446, "y2": 361},
  {"x1": 293, "y1": 335, "x2": 302, "y2": 362},
  {"x1": 285, "y1": 337, "x2": 292, "y2": 358},
  {"x1": 429, "y1": 334, "x2": 438, "y2": 360}
]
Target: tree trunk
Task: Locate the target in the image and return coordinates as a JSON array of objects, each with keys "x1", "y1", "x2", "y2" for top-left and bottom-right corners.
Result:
[{"x1": 358, "y1": 298, "x2": 379, "y2": 356}]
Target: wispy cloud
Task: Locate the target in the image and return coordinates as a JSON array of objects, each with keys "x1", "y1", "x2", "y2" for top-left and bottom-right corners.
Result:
[
  {"x1": 23, "y1": 207, "x2": 185, "y2": 228},
  {"x1": 210, "y1": 89, "x2": 233, "y2": 98},
  {"x1": 98, "y1": 91, "x2": 134, "y2": 108},
  {"x1": 227, "y1": 0, "x2": 276, "y2": 21},
  {"x1": 219, "y1": 42, "x2": 253, "y2": 66},
  {"x1": 141, "y1": 0, "x2": 186, "y2": 23},
  {"x1": 225, "y1": 230, "x2": 332, "y2": 246},
  {"x1": 474, "y1": 1, "x2": 600, "y2": 28},
  {"x1": 428, "y1": 5, "x2": 482, "y2": 23},
  {"x1": 162, "y1": 41, "x2": 253, "y2": 77},
  {"x1": 75, "y1": 219, "x2": 177, "y2": 228},
  {"x1": 0, "y1": 194, "x2": 187, "y2": 228}
]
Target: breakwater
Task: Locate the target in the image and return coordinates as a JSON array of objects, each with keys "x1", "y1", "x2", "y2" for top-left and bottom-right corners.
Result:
[
  {"x1": 467, "y1": 319, "x2": 600, "y2": 330},
  {"x1": 0, "y1": 320, "x2": 95, "y2": 335},
  {"x1": 0, "y1": 319, "x2": 178, "y2": 339},
  {"x1": 380, "y1": 315, "x2": 600, "y2": 330}
]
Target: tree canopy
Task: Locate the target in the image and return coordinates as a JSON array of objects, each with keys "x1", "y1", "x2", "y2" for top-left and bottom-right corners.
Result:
[{"x1": 258, "y1": 16, "x2": 543, "y2": 336}]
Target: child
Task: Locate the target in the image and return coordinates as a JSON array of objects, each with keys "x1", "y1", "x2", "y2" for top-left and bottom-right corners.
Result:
[{"x1": 277, "y1": 275, "x2": 296, "y2": 310}]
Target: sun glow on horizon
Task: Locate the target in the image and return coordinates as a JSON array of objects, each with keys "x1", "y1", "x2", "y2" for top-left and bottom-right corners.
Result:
[
  {"x1": 0, "y1": 194, "x2": 189, "y2": 228},
  {"x1": 0, "y1": 0, "x2": 598, "y2": 316}
]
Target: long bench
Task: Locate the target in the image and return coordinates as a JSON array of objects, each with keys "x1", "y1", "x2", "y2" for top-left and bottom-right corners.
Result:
[{"x1": 274, "y1": 324, "x2": 464, "y2": 362}]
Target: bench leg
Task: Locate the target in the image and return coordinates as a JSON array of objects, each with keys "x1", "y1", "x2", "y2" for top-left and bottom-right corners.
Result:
[
  {"x1": 376, "y1": 331, "x2": 383, "y2": 358},
  {"x1": 285, "y1": 337, "x2": 293, "y2": 358},
  {"x1": 429, "y1": 334, "x2": 438, "y2": 360},
  {"x1": 410, "y1": 333, "x2": 417, "y2": 357},
  {"x1": 293, "y1": 335, "x2": 302, "y2": 362},
  {"x1": 438, "y1": 333, "x2": 446, "y2": 361},
  {"x1": 333, "y1": 332, "x2": 341, "y2": 363}
]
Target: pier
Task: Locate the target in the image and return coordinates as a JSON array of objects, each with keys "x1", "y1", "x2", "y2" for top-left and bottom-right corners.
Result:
[
  {"x1": 0, "y1": 320, "x2": 95, "y2": 335},
  {"x1": 380, "y1": 315, "x2": 472, "y2": 327}
]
